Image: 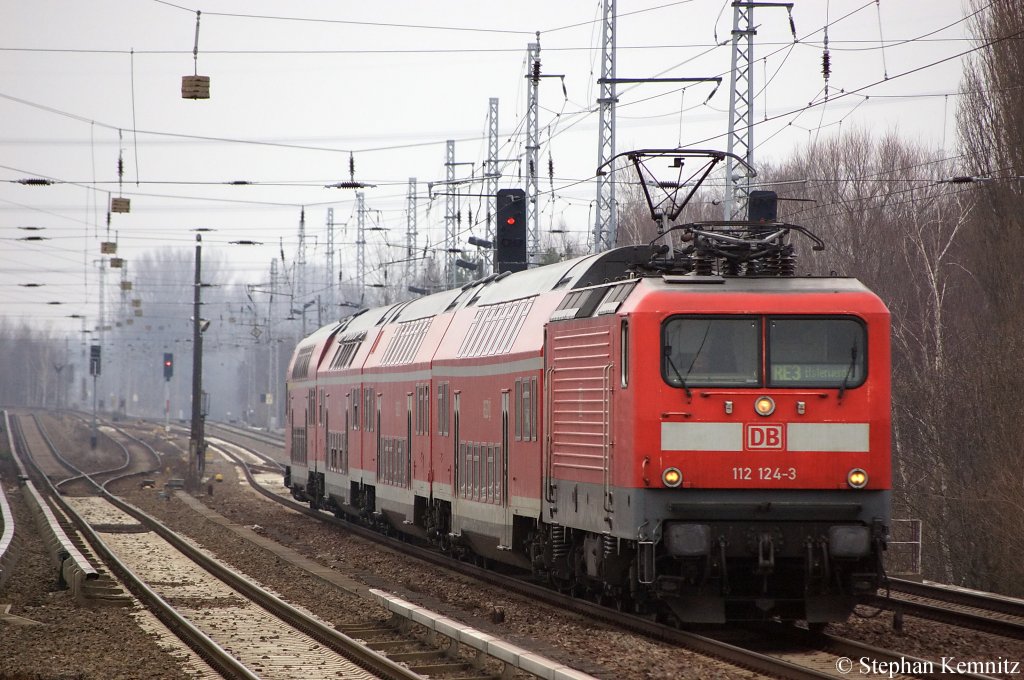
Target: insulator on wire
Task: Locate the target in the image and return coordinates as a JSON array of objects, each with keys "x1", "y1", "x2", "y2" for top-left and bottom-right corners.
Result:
[
  {"x1": 821, "y1": 25, "x2": 831, "y2": 99},
  {"x1": 548, "y1": 155, "x2": 554, "y2": 180},
  {"x1": 349, "y1": 153, "x2": 355, "y2": 182}
]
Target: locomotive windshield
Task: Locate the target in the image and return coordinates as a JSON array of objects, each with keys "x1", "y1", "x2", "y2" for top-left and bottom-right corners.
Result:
[
  {"x1": 662, "y1": 315, "x2": 867, "y2": 389},
  {"x1": 662, "y1": 317, "x2": 760, "y2": 387},
  {"x1": 768, "y1": 317, "x2": 866, "y2": 388}
]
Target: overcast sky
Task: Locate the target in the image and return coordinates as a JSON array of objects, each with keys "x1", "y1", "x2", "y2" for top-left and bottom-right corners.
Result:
[{"x1": 1, "y1": 0, "x2": 973, "y2": 335}]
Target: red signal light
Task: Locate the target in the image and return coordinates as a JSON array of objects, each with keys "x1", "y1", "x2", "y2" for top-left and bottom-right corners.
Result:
[
  {"x1": 164, "y1": 360, "x2": 172, "y2": 367},
  {"x1": 506, "y1": 217, "x2": 516, "y2": 225}
]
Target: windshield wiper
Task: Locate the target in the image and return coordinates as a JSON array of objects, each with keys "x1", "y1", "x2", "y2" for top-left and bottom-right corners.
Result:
[
  {"x1": 838, "y1": 345, "x2": 858, "y2": 401},
  {"x1": 664, "y1": 346, "x2": 692, "y2": 399}
]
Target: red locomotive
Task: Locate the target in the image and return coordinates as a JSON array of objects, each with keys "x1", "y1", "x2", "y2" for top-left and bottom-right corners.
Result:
[{"x1": 284, "y1": 150, "x2": 890, "y2": 623}]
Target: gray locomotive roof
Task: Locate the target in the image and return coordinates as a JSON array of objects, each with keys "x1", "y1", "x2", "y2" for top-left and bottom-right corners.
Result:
[
  {"x1": 301, "y1": 249, "x2": 874, "y2": 346},
  {"x1": 392, "y1": 287, "x2": 463, "y2": 323},
  {"x1": 341, "y1": 246, "x2": 649, "y2": 328},
  {"x1": 297, "y1": 320, "x2": 344, "y2": 346},
  {"x1": 472, "y1": 246, "x2": 648, "y2": 306},
  {"x1": 333, "y1": 303, "x2": 400, "y2": 338},
  {"x1": 651, "y1": 274, "x2": 872, "y2": 294}
]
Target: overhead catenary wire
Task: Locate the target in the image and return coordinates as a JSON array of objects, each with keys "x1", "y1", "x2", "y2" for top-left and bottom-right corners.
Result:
[{"x1": 2, "y1": 1, "x2": 993, "y2": 325}]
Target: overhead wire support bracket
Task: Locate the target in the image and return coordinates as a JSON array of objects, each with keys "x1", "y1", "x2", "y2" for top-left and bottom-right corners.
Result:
[{"x1": 427, "y1": 173, "x2": 501, "y2": 196}]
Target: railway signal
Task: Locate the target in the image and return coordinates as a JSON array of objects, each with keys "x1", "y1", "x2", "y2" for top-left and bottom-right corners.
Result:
[
  {"x1": 495, "y1": 188, "x2": 526, "y2": 274},
  {"x1": 163, "y1": 353, "x2": 174, "y2": 380},
  {"x1": 89, "y1": 345, "x2": 101, "y2": 376}
]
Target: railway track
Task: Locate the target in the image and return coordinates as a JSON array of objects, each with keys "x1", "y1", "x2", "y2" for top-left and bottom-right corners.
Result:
[
  {"x1": 210, "y1": 433, "x2": 997, "y2": 680},
  {"x1": 872, "y1": 578, "x2": 1024, "y2": 640},
  {"x1": 205, "y1": 421, "x2": 285, "y2": 463},
  {"x1": 12, "y1": 413, "x2": 429, "y2": 680},
  {"x1": 56, "y1": 424, "x2": 161, "y2": 495}
]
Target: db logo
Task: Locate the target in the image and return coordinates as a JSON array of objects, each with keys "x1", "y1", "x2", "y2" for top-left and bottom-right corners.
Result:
[{"x1": 746, "y1": 424, "x2": 784, "y2": 450}]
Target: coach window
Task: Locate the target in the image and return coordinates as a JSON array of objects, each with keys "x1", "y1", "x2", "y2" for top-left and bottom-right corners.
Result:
[
  {"x1": 514, "y1": 379, "x2": 523, "y2": 441},
  {"x1": 438, "y1": 382, "x2": 450, "y2": 436},
  {"x1": 768, "y1": 317, "x2": 866, "y2": 388},
  {"x1": 351, "y1": 388, "x2": 359, "y2": 430},
  {"x1": 662, "y1": 317, "x2": 760, "y2": 388},
  {"x1": 620, "y1": 320, "x2": 629, "y2": 388},
  {"x1": 364, "y1": 387, "x2": 375, "y2": 432},
  {"x1": 523, "y1": 379, "x2": 532, "y2": 441},
  {"x1": 530, "y1": 376, "x2": 538, "y2": 441}
]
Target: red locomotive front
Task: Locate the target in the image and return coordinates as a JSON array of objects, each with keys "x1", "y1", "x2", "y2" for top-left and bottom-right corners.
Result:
[
  {"x1": 638, "y1": 278, "x2": 890, "y2": 491},
  {"x1": 627, "y1": 277, "x2": 890, "y2": 622}
]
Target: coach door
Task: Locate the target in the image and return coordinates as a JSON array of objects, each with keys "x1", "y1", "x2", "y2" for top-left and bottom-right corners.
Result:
[
  {"x1": 406, "y1": 393, "x2": 413, "y2": 488},
  {"x1": 343, "y1": 393, "x2": 350, "y2": 476},
  {"x1": 376, "y1": 394, "x2": 382, "y2": 483},
  {"x1": 502, "y1": 391, "x2": 510, "y2": 505},
  {"x1": 500, "y1": 390, "x2": 512, "y2": 549},
  {"x1": 452, "y1": 391, "x2": 461, "y2": 535}
]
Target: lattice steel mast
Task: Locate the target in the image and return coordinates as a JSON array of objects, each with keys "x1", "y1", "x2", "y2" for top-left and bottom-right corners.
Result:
[
  {"x1": 486, "y1": 97, "x2": 499, "y2": 275},
  {"x1": 724, "y1": 2, "x2": 794, "y2": 219},
  {"x1": 444, "y1": 140, "x2": 457, "y2": 287},
  {"x1": 354, "y1": 191, "x2": 367, "y2": 305},
  {"x1": 594, "y1": 0, "x2": 617, "y2": 252},
  {"x1": 526, "y1": 38, "x2": 540, "y2": 268},
  {"x1": 406, "y1": 177, "x2": 417, "y2": 285},
  {"x1": 325, "y1": 207, "x2": 335, "y2": 318},
  {"x1": 296, "y1": 207, "x2": 307, "y2": 308}
]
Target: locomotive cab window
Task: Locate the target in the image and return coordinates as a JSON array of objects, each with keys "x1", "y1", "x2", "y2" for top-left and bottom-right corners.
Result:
[
  {"x1": 662, "y1": 317, "x2": 760, "y2": 387},
  {"x1": 768, "y1": 317, "x2": 866, "y2": 388}
]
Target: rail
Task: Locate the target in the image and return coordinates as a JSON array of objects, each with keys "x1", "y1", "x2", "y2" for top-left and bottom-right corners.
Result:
[
  {"x1": 891, "y1": 577, "x2": 1024, "y2": 618},
  {"x1": 7, "y1": 414, "x2": 103, "y2": 599},
  {"x1": 0, "y1": 411, "x2": 17, "y2": 591},
  {"x1": 35, "y1": 417, "x2": 420, "y2": 680},
  {"x1": 221, "y1": 438, "x2": 852, "y2": 680},
  {"x1": 206, "y1": 421, "x2": 285, "y2": 450},
  {"x1": 370, "y1": 588, "x2": 597, "y2": 680},
  {"x1": 874, "y1": 577, "x2": 1024, "y2": 640},
  {"x1": 24, "y1": 414, "x2": 267, "y2": 678},
  {"x1": 220, "y1": 426, "x2": 1012, "y2": 680},
  {"x1": 102, "y1": 490, "x2": 423, "y2": 680}
]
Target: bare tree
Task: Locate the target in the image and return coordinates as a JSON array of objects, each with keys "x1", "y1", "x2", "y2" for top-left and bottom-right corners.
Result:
[{"x1": 950, "y1": 0, "x2": 1024, "y2": 593}]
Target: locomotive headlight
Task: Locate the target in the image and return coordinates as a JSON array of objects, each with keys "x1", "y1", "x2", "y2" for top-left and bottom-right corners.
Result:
[
  {"x1": 662, "y1": 467, "x2": 683, "y2": 488},
  {"x1": 754, "y1": 396, "x2": 775, "y2": 416},
  {"x1": 847, "y1": 468, "x2": 869, "y2": 489}
]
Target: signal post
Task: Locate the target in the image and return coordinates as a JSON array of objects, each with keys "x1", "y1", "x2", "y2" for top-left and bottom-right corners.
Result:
[
  {"x1": 163, "y1": 353, "x2": 173, "y2": 431},
  {"x1": 187, "y1": 234, "x2": 206, "y2": 493}
]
